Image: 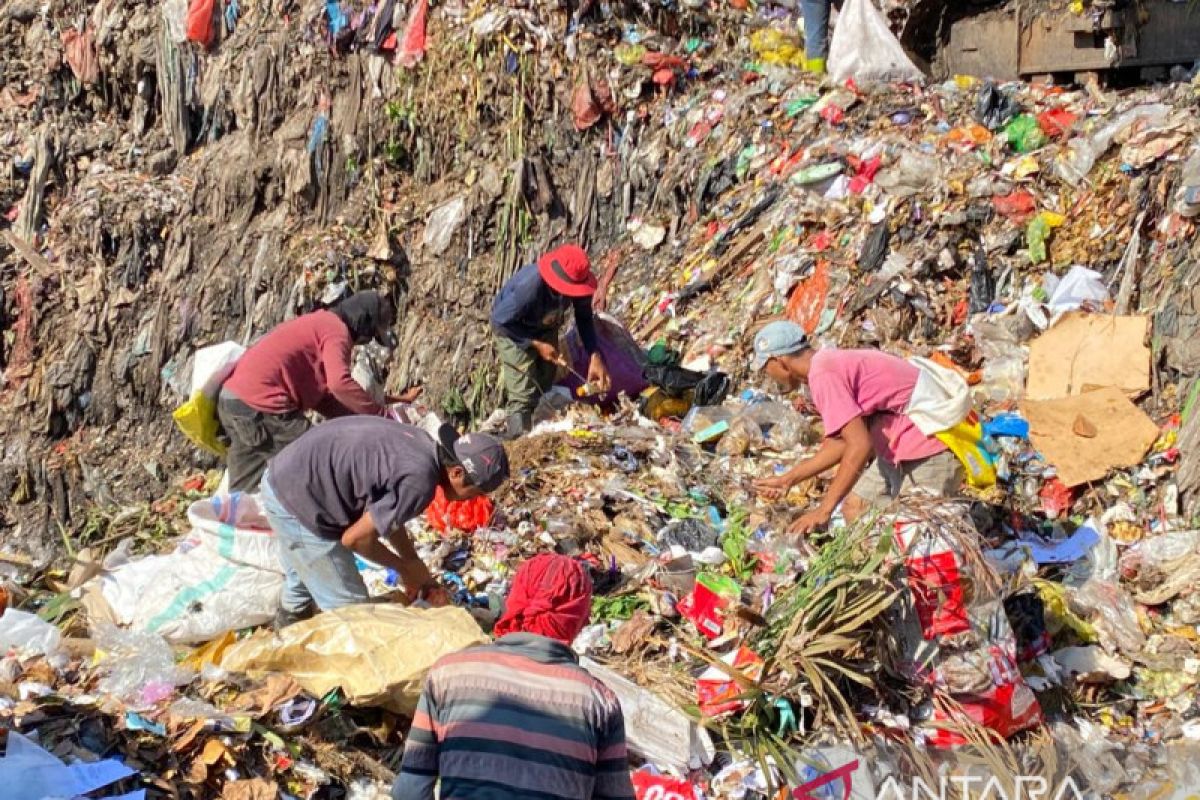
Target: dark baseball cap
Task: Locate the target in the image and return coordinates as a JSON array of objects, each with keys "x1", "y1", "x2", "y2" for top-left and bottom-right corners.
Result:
[{"x1": 435, "y1": 424, "x2": 510, "y2": 492}]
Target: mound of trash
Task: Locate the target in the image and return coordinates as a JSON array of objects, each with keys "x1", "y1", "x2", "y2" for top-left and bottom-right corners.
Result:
[{"x1": 4, "y1": 0, "x2": 1200, "y2": 797}]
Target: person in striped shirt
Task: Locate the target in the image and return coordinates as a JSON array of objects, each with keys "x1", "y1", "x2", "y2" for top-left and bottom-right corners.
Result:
[{"x1": 392, "y1": 554, "x2": 636, "y2": 800}]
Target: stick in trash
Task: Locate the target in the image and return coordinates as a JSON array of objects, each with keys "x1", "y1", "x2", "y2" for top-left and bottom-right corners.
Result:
[{"x1": 555, "y1": 356, "x2": 602, "y2": 397}]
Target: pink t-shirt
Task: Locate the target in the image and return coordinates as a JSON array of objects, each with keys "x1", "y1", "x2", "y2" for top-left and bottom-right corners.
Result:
[{"x1": 807, "y1": 349, "x2": 947, "y2": 465}]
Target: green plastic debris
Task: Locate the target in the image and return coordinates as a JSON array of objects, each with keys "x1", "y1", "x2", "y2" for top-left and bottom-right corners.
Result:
[
  {"x1": 791, "y1": 162, "x2": 843, "y2": 186},
  {"x1": 615, "y1": 44, "x2": 647, "y2": 66},
  {"x1": 736, "y1": 145, "x2": 759, "y2": 180},
  {"x1": 1026, "y1": 211, "x2": 1065, "y2": 264},
  {"x1": 1005, "y1": 114, "x2": 1048, "y2": 153},
  {"x1": 785, "y1": 96, "x2": 818, "y2": 117}
]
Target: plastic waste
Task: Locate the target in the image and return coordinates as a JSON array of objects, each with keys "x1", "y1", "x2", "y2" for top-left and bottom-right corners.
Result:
[
  {"x1": 1025, "y1": 211, "x2": 1064, "y2": 264},
  {"x1": 631, "y1": 767, "x2": 699, "y2": 800},
  {"x1": 425, "y1": 486, "x2": 495, "y2": 534},
  {"x1": 396, "y1": 0, "x2": 428, "y2": 68},
  {"x1": 94, "y1": 623, "x2": 195, "y2": 704},
  {"x1": 659, "y1": 518, "x2": 720, "y2": 552},
  {"x1": 218, "y1": 604, "x2": 487, "y2": 715},
  {"x1": 421, "y1": 196, "x2": 467, "y2": 255},
  {"x1": 0, "y1": 731, "x2": 139, "y2": 800},
  {"x1": 1044, "y1": 265, "x2": 1109, "y2": 311},
  {"x1": 582, "y1": 658, "x2": 715, "y2": 772},
  {"x1": 749, "y1": 28, "x2": 805, "y2": 68},
  {"x1": 974, "y1": 80, "x2": 1018, "y2": 130},
  {"x1": 186, "y1": 0, "x2": 217, "y2": 46},
  {"x1": 1037, "y1": 108, "x2": 1079, "y2": 139},
  {"x1": 1051, "y1": 721, "x2": 1127, "y2": 795},
  {"x1": 696, "y1": 646, "x2": 764, "y2": 717},
  {"x1": 0, "y1": 609, "x2": 63, "y2": 660},
  {"x1": 968, "y1": 247, "x2": 995, "y2": 313},
  {"x1": 562, "y1": 313, "x2": 649, "y2": 405},
  {"x1": 876, "y1": 150, "x2": 940, "y2": 198},
  {"x1": 1069, "y1": 579, "x2": 1146, "y2": 657},
  {"x1": 1175, "y1": 146, "x2": 1200, "y2": 218},
  {"x1": 162, "y1": 0, "x2": 189, "y2": 42},
  {"x1": 82, "y1": 492, "x2": 283, "y2": 644},
  {"x1": 1005, "y1": 114, "x2": 1048, "y2": 153},
  {"x1": 715, "y1": 414, "x2": 765, "y2": 456},
  {"x1": 172, "y1": 340, "x2": 246, "y2": 456},
  {"x1": 1055, "y1": 104, "x2": 1171, "y2": 186},
  {"x1": 827, "y1": 0, "x2": 923, "y2": 84},
  {"x1": 971, "y1": 320, "x2": 1028, "y2": 404}
]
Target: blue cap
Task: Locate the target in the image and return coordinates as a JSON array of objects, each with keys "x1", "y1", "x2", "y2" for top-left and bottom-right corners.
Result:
[{"x1": 751, "y1": 321, "x2": 809, "y2": 370}]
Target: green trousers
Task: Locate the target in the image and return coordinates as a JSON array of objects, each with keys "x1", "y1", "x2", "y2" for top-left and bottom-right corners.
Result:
[{"x1": 495, "y1": 334, "x2": 558, "y2": 416}]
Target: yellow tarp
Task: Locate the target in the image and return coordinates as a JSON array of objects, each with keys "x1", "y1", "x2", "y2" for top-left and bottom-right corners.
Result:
[{"x1": 218, "y1": 604, "x2": 488, "y2": 715}]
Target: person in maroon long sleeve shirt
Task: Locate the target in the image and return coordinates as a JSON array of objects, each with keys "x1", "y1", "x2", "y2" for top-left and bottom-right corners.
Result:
[{"x1": 218, "y1": 291, "x2": 420, "y2": 492}]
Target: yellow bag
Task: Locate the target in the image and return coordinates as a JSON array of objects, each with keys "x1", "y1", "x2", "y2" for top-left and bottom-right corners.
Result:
[
  {"x1": 172, "y1": 341, "x2": 246, "y2": 456},
  {"x1": 935, "y1": 412, "x2": 996, "y2": 489},
  {"x1": 173, "y1": 390, "x2": 226, "y2": 456}
]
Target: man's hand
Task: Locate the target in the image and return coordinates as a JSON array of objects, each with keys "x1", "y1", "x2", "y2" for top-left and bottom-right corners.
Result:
[
  {"x1": 753, "y1": 474, "x2": 794, "y2": 501},
  {"x1": 532, "y1": 341, "x2": 560, "y2": 364},
  {"x1": 388, "y1": 386, "x2": 424, "y2": 404},
  {"x1": 587, "y1": 353, "x2": 611, "y2": 393},
  {"x1": 406, "y1": 578, "x2": 449, "y2": 607},
  {"x1": 788, "y1": 506, "x2": 833, "y2": 537}
]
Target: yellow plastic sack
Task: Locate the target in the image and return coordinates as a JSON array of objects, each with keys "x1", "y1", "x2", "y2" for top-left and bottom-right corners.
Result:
[
  {"x1": 935, "y1": 415, "x2": 996, "y2": 489},
  {"x1": 750, "y1": 29, "x2": 806, "y2": 68},
  {"x1": 218, "y1": 604, "x2": 488, "y2": 715},
  {"x1": 172, "y1": 390, "x2": 226, "y2": 456},
  {"x1": 1034, "y1": 579, "x2": 1098, "y2": 643}
]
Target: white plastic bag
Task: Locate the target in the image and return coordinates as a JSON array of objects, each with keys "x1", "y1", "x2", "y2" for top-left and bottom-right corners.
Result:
[
  {"x1": 905, "y1": 357, "x2": 972, "y2": 436},
  {"x1": 422, "y1": 196, "x2": 467, "y2": 255},
  {"x1": 82, "y1": 493, "x2": 284, "y2": 644},
  {"x1": 1045, "y1": 265, "x2": 1109, "y2": 312},
  {"x1": 191, "y1": 340, "x2": 246, "y2": 398},
  {"x1": 0, "y1": 609, "x2": 63, "y2": 659},
  {"x1": 828, "y1": 0, "x2": 923, "y2": 84}
]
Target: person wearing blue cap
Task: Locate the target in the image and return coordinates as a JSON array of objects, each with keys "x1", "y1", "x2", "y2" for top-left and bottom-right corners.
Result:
[{"x1": 750, "y1": 321, "x2": 962, "y2": 535}]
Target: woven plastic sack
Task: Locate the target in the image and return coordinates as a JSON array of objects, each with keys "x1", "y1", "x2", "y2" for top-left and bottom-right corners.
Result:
[
  {"x1": 81, "y1": 493, "x2": 283, "y2": 644},
  {"x1": 827, "y1": 0, "x2": 923, "y2": 84},
  {"x1": 218, "y1": 604, "x2": 488, "y2": 715}
]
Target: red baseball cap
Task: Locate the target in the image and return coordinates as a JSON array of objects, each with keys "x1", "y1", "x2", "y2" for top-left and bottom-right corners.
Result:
[{"x1": 537, "y1": 244, "x2": 597, "y2": 298}]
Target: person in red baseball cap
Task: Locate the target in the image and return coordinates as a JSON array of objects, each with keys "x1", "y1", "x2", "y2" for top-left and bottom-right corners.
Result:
[{"x1": 490, "y1": 243, "x2": 611, "y2": 438}]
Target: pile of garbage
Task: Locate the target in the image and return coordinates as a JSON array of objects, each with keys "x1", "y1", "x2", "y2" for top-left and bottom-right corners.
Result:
[{"x1": 5, "y1": 0, "x2": 1200, "y2": 795}]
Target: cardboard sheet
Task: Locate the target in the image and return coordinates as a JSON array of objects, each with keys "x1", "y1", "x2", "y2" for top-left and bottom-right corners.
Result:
[
  {"x1": 1025, "y1": 312, "x2": 1150, "y2": 400},
  {"x1": 1022, "y1": 386, "x2": 1160, "y2": 487}
]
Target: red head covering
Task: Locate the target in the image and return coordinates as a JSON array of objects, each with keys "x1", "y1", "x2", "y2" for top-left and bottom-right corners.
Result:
[
  {"x1": 493, "y1": 554, "x2": 593, "y2": 644},
  {"x1": 537, "y1": 244, "x2": 597, "y2": 298}
]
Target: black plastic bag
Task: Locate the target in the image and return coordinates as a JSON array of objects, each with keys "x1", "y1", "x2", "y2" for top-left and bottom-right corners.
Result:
[
  {"x1": 975, "y1": 80, "x2": 1019, "y2": 131},
  {"x1": 858, "y1": 221, "x2": 890, "y2": 272},
  {"x1": 968, "y1": 244, "x2": 995, "y2": 314},
  {"x1": 643, "y1": 364, "x2": 706, "y2": 398},
  {"x1": 1004, "y1": 592, "x2": 1050, "y2": 662},
  {"x1": 693, "y1": 371, "x2": 731, "y2": 406}
]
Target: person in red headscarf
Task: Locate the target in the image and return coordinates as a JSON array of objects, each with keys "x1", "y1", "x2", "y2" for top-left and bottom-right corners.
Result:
[
  {"x1": 393, "y1": 554, "x2": 634, "y2": 800},
  {"x1": 490, "y1": 243, "x2": 612, "y2": 439}
]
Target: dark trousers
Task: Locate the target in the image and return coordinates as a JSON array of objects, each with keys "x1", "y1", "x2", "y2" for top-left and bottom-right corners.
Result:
[{"x1": 217, "y1": 390, "x2": 310, "y2": 493}]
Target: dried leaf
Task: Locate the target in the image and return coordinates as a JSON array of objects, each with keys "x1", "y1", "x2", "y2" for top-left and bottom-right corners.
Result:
[{"x1": 221, "y1": 777, "x2": 278, "y2": 800}]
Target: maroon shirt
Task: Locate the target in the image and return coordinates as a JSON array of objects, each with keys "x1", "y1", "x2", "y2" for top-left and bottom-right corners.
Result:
[{"x1": 222, "y1": 310, "x2": 387, "y2": 418}]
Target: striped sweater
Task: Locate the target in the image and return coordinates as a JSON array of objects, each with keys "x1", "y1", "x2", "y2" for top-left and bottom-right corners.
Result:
[{"x1": 393, "y1": 633, "x2": 636, "y2": 800}]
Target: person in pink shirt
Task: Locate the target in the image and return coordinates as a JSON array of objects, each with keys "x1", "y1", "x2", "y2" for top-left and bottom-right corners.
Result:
[
  {"x1": 218, "y1": 291, "x2": 421, "y2": 493},
  {"x1": 750, "y1": 321, "x2": 963, "y2": 535}
]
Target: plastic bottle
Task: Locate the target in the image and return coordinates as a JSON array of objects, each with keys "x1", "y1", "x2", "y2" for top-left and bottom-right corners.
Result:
[{"x1": 1176, "y1": 147, "x2": 1200, "y2": 218}]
